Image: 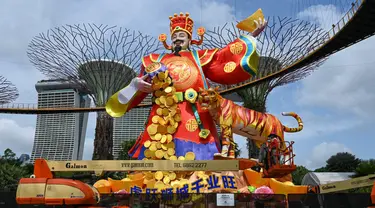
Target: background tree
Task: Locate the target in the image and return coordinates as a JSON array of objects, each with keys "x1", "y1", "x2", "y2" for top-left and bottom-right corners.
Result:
[
  {"x1": 353, "y1": 159, "x2": 375, "y2": 177},
  {"x1": 292, "y1": 165, "x2": 311, "y2": 185},
  {"x1": 117, "y1": 139, "x2": 137, "y2": 160},
  {"x1": 326, "y1": 152, "x2": 360, "y2": 172},
  {"x1": 0, "y1": 76, "x2": 19, "y2": 104},
  {"x1": 202, "y1": 17, "x2": 327, "y2": 159},
  {"x1": 27, "y1": 24, "x2": 163, "y2": 160}
]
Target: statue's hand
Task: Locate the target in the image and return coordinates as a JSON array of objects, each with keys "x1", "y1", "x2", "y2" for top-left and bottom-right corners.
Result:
[
  {"x1": 134, "y1": 74, "x2": 153, "y2": 93},
  {"x1": 252, "y1": 17, "x2": 267, "y2": 38}
]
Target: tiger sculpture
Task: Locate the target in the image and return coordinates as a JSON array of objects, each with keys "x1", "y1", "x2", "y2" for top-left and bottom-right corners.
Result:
[{"x1": 198, "y1": 86, "x2": 304, "y2": 159}]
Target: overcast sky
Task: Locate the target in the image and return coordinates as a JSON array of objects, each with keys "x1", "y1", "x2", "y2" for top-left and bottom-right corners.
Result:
[{"x1": 0, "y1": 0, "x2": 374, "y2": 170}]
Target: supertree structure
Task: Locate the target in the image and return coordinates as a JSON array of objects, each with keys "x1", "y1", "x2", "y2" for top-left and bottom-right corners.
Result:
[
  {"x1": 0, "y1": 76, "x2": 19, "y2": 105},
  {"x1": 202, "y1": 17, "x2": 327, "y2": 158},
  {"x1": 27, "y1": 24, "x2": 163, "y2": 160}
]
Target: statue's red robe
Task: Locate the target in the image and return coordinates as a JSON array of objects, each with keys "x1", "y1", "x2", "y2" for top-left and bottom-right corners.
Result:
[{"x1": 124, "y1": 35, "x2": 259, "y2": 160}]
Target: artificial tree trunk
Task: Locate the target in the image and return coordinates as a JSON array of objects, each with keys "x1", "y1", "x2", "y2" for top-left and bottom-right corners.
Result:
[{"x1": 92, "y1": 112, "x2": 114, "y2": 160}]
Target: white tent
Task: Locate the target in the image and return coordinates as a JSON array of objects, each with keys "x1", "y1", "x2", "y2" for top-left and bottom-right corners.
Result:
[{"x1": 301, "y1": 172, "x2": 354, "y2": 186}]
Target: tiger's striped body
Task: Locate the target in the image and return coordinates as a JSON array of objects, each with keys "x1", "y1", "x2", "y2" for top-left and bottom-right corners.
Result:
[{"x1": 198, "y1": 87, "x2": 303, "y2": 158}]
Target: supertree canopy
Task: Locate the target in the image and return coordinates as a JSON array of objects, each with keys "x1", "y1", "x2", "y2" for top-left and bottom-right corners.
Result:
[
  {"x1": 27, "y1": 24, "x2": 163, "y2": 160},
  {"x1": 0, "y1": 76, "x2": 19, "y2": 105},
  {"x1": 202, "y1": 17, "x2": 327, "y2": 158}
]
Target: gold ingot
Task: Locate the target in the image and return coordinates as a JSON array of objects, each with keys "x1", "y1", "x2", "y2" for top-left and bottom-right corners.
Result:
[
  {"x1": 162, "y1": 108, "x2": 169, "y2": 116},
  {"x1": 164, "y1": 86, "x2": 173, "y2": 94},
  {"x1": 174, "y1": 114, "x2": 181, "y2": 122},
  {"x1": 169, "y1": 155, "x2": 178, "y2": 160},
  {"x1": 178, "y1": 156, "x2": 185, "y2": 160},
  {"x1": 147, "y1": 124, "x2": 158, "y2": 135},
  {"x1": 156, "y1": 141, "x2": 162, "y2": 149},
  {"x1": 167, "y1": 148, "x2": 175, "y2": 156},
  {"x1": 167, "y1": 125, "x2": 176, "y2": 134},
  {"x1": 144, "y1": 149, "x2": 152, "y2": 158},
  {"x1": 161, "y1": 144, "x2": 168, "y2": 151},
  {"x1": 157, "y1": 125, "x2": 167, "y2": 134},
  {"x1": 166, "y1": 97, "x2": 174, "y2": 106},
  {"x1": 151, "y1": 115, "x2": 160, "y2": 123},
  {"x1": 154, "y1": 133, "x2": 162, "y2": 141},
  {"x1": 161, "y1": 135, "x2": 167, "y2": 144},
  {"x1": 155, "y1": 150, "x2": 164, "y2": 159},
  {"x1": 156, "y1": 108, "x2": 163, "y2": 116},
  {"x1": 154, "y1": 181, "x2": 165, "y2": 190},
  {"x1": 169, "y1": 172, "x2": 177, "y2": 181},
  {"x1": 166, "y1": 141, "x2": 175, "y2": 149},
  {"x1": 236, "y1": 8, "x2": 265, "y2": 33},
  {"x1": 144, "y1": 140, "x2": 151, "y2": 148},
  {"x1": 149, "y1": 144, "x2": 157, "y2": 152},
  {"x1": 163, "y1": 176, "x2": 171, "y2": 184},
  {"x1": 185, "y1": 152, "x2": 196, "y2": 160},
  {"x1": 155, "y1": 171, "x2": 164, "y2": 180}
]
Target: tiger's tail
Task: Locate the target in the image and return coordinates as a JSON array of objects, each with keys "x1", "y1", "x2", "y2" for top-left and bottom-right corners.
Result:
[{"x1": 281, "y1": 112, "x2": 304, "y2": 133}]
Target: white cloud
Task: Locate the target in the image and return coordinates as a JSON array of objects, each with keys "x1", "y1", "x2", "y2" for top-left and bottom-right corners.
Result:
[
  {"x1": 305, "y1": 142, "x2": 352, "y2": 170},
  {"x1": 0, "y1": 118, "x2": 35, "y2": 156}
]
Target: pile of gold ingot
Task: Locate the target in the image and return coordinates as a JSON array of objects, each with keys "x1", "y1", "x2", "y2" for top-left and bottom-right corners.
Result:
[{"x1": 142, "y1": 70, "x2": 198, "y2": 192}]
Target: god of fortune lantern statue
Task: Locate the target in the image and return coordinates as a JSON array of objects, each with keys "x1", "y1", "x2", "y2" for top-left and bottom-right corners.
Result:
[{"x1": 106, "y1": 11, "x2": 266, "y2": 161}]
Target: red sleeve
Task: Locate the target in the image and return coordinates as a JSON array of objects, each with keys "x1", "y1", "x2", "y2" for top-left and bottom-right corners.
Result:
[{"x1": 201, "y1": 35, "x2": 259, "y2": 85}]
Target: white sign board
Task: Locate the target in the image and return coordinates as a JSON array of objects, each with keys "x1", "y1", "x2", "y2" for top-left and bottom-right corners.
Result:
[{"x1": 216, "y1": 193, "x2": 235, "y2": 206}]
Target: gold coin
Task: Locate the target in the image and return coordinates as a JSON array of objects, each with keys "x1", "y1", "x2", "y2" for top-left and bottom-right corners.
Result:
[
  {"x1": 155, "y1": 150, "x2": 164, "y2": 159},
  {"x1": 155, "y1": 171, "x2": 164, "y2": 180},
  {"x1": 173, "y1": 122, "x2": 179, "y2": 128},
  {"x1": 167, "y1": 125, "x2": 176, "y2": 134},
  {"x1": 162, "y1": 108, "x2": 169, "y2": 116},
  {"x1": 158, "y1": 117, "x2": 166, "y2": 125},
  {"x1": 145, "y1": 179, "x2": 156, "y2": 189},
  {"x1": 154, "y1": 90, "x2": 163, "y2": 97},
  {"x1": 151, "y1": 115, "x2": 160, "y2": 123},
  {"x1": 149, "y1": 144, "x2": 157, "y2": 152},
  {"x1": 163, "y1": 176, "x2": 170, "y2": 184},
  {"x1": 164, "y1": 152, "x2": 170, "y2": 159},
  {"x1": 166, "y1": 141, "x2": 175, "y2": 149},
  {"x1": 167, "y1": 148, "x2": 175, "y2": 156},
  {"x1": 167, "y1": 134, "x2": 173, "y2": 143},
  {"x1": 164, "y1": 86, "x2": 173, "y2": 94},
  {"x1": 154, "y1": 181, "x2": 165, "y2": 190},
  {"x1": 154, "y1": 133, "x2": 162, "y2": 141},
  {"x1": 162, "y1": 82, "x2": 170, "y2": 89},
  {"x1": 142, "y1": 158, "x2": 148, "y2": 160},
  {"x1": 152, "y1": 83, "x2": 160, "y2": 91},
  {"x1": 174, "y1": 114, "x2": 181, "y2": 122},
  {"x1": 171, "y1": 180, "x2": 180, "y2": 189},
  {"x1": 157, "y1": 125, "x2": 167, "y2": 134},
  {"x1": 161, "y1": 135, "x2": 167, "y2": 143},
  {"x1": 180, "y1": 179, "x2": 189, "y2": 185},
  {"x1": 145, "y1": 172, "x2": 154, "y2": 179},
  {"x1": 185, "y1": 152, "x2": 195, "y2": 160},
  {"x1": 173, "y1": 95, "x2": 179, "y2": 103},
  {"x1": 144, "y1": 140, "x2": 151, "y2": 148},
  {"x1": 156, "y1": 141, "x2": 162, "y2": 149},
  {"x1": 166, "y1": 77, "x2": 172, "y2": 84},
  {"x1": 159, "y1": 96, "x2": 166, "y2": 104},
  {"x1": 169, "y1": 172, "x2": 177, "y2": 180},
  {"x1": 166, "y1": 97, "x2": 174, "y2": 106},
  {"x1": 144, "y1": 149, "x2": 152, "y2": 158},
  {"x1": 168, "y1": 118, "x2": 175, "y2": 126},
  {"x1": 147, "y1": 124, "x2": 158, "y2": 135},
  {"x1": 170, "y1": 109, "x2": 177, "y2": 117},
  {"x1": 156, "y1": 108, "x2": 163, "y2": 116},
  {"x1": 178, "y1": 156, "x2": 185, "y2": 160},
  {"x1": 150, "y1": 134, "x2": 156, "y2": 140},
  {"x1": 169, "y1": 155, "x2": 178, "y2": 160},
  {"x1": 161, "y1": 144, "x2": 168, "y2": 151}
]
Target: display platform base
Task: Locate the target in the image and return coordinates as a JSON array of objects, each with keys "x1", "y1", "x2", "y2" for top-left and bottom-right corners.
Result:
[{"x1": 213, "y1": 156, "x2": 259, "y2": 170}]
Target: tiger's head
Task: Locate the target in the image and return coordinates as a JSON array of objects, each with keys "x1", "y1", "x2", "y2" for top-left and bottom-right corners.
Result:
[{"x1": 198, "y1": 86, "x2": 221, "y2": 111}]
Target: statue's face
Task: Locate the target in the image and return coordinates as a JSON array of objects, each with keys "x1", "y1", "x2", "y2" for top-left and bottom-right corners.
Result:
[{"x1": 171, "y1": 31, "x2": 190, "y2": 50}]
